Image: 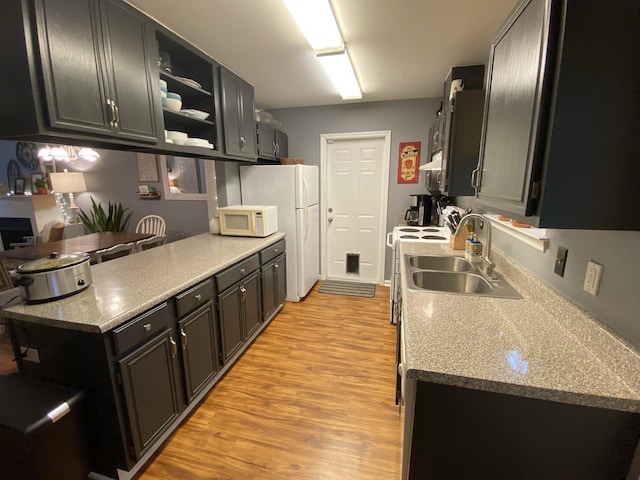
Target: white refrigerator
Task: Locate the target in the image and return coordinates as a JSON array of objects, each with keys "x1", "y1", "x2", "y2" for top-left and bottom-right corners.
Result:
[{"x1": 240, "y1": 164, "x2": 319, "y2": 302}]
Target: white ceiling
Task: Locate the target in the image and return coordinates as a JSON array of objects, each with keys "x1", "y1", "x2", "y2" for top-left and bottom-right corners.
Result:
[{"x1": 126, "y1": 0, "x2": 518, "y2": 109}]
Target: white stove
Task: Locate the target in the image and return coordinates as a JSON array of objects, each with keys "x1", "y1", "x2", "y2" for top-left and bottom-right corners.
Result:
[
  {"x1": 390, "y1": 225, "x2": 450, "y2": 244},
  {"x1": 386, "y1": 225, "x2": 450, "y2": 326}
]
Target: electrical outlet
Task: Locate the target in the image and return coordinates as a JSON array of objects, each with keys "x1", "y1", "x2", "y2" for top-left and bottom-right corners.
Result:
[
  {"x1": 554, "y1": 246, "x2": 568, "y2": 277},
  {"x1": 20, "y1": 346, "x2": 40, "y2": 363},
  {"x1": 583, "y1": 261, "x2": 603, "y2": 296}
]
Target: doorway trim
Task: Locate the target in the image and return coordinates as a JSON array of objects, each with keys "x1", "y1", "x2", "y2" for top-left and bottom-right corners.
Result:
[{"x1": 320, "y1": 130, "x2": 391, "y2": 285}]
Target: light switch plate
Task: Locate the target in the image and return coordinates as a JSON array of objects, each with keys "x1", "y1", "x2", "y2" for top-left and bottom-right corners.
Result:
[
  {"x1": 554, "y1": 246, "x2": 568, "y2": 277},
  {"x1": 583, "y1": 261, "x2": 603, "y2": 296}
]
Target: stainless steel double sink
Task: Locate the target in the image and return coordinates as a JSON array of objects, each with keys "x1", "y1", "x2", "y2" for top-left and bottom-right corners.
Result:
[{"x1": 405, "y1": 254, "x2": 522, "y2": 299}]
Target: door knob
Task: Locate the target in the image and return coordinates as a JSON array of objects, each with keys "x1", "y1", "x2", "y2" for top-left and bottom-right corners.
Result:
[
  {"x1": 328, "y1": 208, "x2": 333, "y2": 213},
  {"x1": 328, "y1": 217, "x2": 333, "y2": 223}
]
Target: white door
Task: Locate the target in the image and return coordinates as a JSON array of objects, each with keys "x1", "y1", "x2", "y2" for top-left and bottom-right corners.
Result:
[{"x1": 321, "y1": 131, "x2": 390, "y2": 284}]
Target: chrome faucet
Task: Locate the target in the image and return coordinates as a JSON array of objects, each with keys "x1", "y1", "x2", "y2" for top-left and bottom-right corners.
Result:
[{"x1": 454, "y1": 213, "x2": 496, "y2": 278}]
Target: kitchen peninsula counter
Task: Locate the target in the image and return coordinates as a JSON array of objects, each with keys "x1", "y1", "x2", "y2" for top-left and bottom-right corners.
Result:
[
  {"x1": 1, "y1": 232, "x2": 286, "y2": 333},
  {"x1": 399, "y1": 241, "x2": 640, "y2": 413}
]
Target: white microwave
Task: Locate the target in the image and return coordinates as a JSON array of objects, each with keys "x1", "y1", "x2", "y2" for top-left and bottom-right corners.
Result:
[{"x1": 219, "y1": 205, "x2": 278, "y2": 237}]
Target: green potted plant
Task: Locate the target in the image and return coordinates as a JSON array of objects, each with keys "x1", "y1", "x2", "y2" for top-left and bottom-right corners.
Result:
[
  {"x1": 34, "y1": 177, "x2": 48, "y2": 195},
  {"x1": 78, "y1": 196, "x2": 132, "y2": 232}
]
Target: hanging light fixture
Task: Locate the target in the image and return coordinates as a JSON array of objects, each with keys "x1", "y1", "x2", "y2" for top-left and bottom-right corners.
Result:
[{"x1": 37, "y1": 144, "x2": 100, "y2": 163}]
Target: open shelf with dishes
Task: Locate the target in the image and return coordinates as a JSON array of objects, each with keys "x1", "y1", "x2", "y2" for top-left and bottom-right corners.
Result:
[{"x1": 155, "y1": 29, "x2": 221, "y2": 154}]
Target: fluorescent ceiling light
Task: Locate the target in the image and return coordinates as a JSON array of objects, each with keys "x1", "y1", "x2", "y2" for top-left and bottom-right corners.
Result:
[
  {"x1": 282, "y1": 0, "x2": 343, "y2": 53},
  {"x1": 317, "y1": 50, "x2": 362, "y2": 100}
]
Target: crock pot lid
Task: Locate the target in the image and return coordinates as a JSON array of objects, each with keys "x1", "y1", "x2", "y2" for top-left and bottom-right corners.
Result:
[{"x1": 16, "y1": 252, "x2": 90, "y2": 273}]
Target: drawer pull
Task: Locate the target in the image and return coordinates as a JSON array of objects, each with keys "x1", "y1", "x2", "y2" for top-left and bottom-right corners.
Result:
[
  {"x1": 274, "y1": 248, "x2": 279, "y2": 252},
  {"x1": 240, "y1": 268, "x2": 245, "y2": 274},
  {"x1": 143, "y1": 323, "x2": 152, "y2": 332},
  {"x1": 195, "y1": 293, "x2": 202, "y2": 302}
]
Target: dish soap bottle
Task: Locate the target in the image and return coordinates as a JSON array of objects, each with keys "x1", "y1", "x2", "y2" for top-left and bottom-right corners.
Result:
[{"x1": 465, "y1": 225, "x2": 483, "y2": 263}]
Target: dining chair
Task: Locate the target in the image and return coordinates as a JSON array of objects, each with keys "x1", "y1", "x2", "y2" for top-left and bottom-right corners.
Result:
[
  {"x1": 135, "y1": 235, "x2": 167, "y2": 252},
  {"x1": 92, "y1": 243, "x2": 136, "y2": 263},
  {"x1": 135, "y1": 215, "x2": 166, "y2": 236},
  {"x1": 9, "y1": 221, "x2": 65, "y2": 248}
]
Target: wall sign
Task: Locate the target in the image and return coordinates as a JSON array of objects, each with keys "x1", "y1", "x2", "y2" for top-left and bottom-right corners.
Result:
[{"x1": 397, "y1": 142, "x2": 421, "y2": 184}]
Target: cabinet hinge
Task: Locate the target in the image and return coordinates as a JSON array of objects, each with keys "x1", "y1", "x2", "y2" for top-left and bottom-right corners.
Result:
[
  {"x1": 116, "y1": 372, "x2": 122, "y2": 384},
  {"x1": 530, "y1": 181, "x2": 541, "y2": 200}
]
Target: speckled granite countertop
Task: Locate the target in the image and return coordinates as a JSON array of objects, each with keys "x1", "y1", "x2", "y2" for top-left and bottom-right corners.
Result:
[
  {"x1": 1, "y1": 233, "x2": 285, "y2": 334},
  {"x1": 400, "y1": 242, "x2": 640, "y2": 413}
]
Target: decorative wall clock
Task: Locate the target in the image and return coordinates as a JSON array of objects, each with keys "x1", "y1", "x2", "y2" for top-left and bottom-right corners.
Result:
[{"x1": 15, "y1": 142, "x2": 39, "y2": 171}]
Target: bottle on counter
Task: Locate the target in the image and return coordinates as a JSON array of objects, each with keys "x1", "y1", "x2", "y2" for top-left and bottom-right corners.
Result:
[{"x1": 465, "y1": 224, "x2": 482, "y2": 263}]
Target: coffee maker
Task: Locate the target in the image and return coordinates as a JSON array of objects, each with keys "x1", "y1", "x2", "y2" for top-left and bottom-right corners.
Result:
[{"x1": 405, "y1": 194, "x2": 433, "y2": 226}]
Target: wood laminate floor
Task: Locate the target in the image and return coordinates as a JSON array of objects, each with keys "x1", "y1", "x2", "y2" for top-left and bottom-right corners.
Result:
[{"x1": 136, "y1": 283, "x2": 402, "y2": 480}]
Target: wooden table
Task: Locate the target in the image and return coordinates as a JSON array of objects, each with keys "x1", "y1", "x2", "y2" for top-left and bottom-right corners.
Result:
[{"x1": 0, "y1": 232, "x2": 153, "y2": 290}]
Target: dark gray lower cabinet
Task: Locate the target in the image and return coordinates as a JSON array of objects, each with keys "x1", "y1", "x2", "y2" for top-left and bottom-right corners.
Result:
[
  {"x1": 217, "y1": 286, "x2": 244, "y2": 363},
  {"x1": 261, "y1": 253, "x2": 286, "y2": 320},
  {"x1": 118, "y1": 328, "x2": 180, "y2": 459},
  {"x1": 178, "y1": 302, "x2": 218, "y2": 402},
  {"x1": 217, "y1": 270, "x2": 262, "y2": 364},
  {"x1": 403, "y1": 379, "x2": 640, "y2": 480}
]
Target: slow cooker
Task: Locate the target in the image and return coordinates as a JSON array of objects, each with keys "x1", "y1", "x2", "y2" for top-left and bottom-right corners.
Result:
[{"x1": 11, "y1": 252, "x2": 93, "y2": 303}]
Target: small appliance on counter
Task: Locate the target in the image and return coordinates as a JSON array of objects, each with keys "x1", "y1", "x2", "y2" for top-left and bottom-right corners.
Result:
[
  {"x1": 11, "y1": 252, "x2": 92, "y2": 303},
  {"x1": 404, "y1": 194, "x2": 433, "y2": 226},
  {"x1": 219, "y1": 205, "x2": 278, "y2": 237}
]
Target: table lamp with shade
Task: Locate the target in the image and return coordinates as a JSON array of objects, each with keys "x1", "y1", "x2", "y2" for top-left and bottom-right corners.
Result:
[{"x1": 49, "y1": 171, "x2": 87, "y2": 223}]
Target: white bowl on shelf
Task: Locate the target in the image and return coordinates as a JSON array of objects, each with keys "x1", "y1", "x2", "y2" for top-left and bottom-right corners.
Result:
[
  {"x1": 172, "y1": 138, "x2": 188, "y2": 146},
  {"x1": 181, "y1": 109, "x2": 209, "y2": 120}
]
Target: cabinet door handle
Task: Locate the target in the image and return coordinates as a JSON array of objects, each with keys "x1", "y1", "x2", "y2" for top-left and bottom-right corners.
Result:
[
  {"x1": 240, "y1": 285, "x2": 246, "y2": 302},
  {"x1": 272, "y1": 142, "x2": 277, "y2": 155},
  {"x1": 113, "y1": 103, "x2": 120, "y2": 128},
  {"x1": 240, "y1": 136, "x2": 245, "y2": 151},
  {"x1": 143, "y1": 323, "x2": 152, "y2": 332},
  {"x1": 106, "y1": 99, "x2": 116, "y2": 127},
  {"x1": 471, "y1": 166, "x2": 480, "y2": 193},
  {"x1": 169, "y1": 336, "x2": 177, "y2": 358},
  {"x1": 180, "y1": 328, "x2": 187, "y2": 349},
  {"x1": 274, "y1": 263, "x2": 279, "y2": 269}
]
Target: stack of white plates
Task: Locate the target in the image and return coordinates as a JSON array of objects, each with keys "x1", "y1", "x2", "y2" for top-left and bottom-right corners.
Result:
[
  {"x1": 185, "y1": 138, "x2": 214, "y2": 149},
  {"x1": 180, "y1": 109, "x2": 209, "y2": 120},
  {"x1": 175, "y1": 77, "x2": 202, "y2": 89}
]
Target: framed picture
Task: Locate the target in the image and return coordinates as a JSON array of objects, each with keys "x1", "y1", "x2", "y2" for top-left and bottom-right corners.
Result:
[
  {"x1": 136, "y1": 153, "x2": 159, "y2": 182},
  {"x1": 31, "y1": 173, "x2": 44, "y2": 193},
  {"x1": 138, "y1": 185, "x2": 150, "y2": 195},
  {"x1": 397, "y1": 141, "x2": 421, "y2": 184},
  {"x1": 14, "y1": 177, "x2": 25, "y2": 194}
]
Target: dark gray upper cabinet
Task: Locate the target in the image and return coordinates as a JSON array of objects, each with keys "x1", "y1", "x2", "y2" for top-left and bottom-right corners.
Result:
[
  {"x1": 34, "y1": 0, "x2": 159, "y2": 141},
  {"x1": 425, "y1": 65, "x2": 485, "y2": 197},
  {"x1": 257, "y1": 123, "x2": 289, "y2": 161},
  {"x1": 220, "y1": 68, "x2": 257, "y2": 161},
  {"x1": 274, "y1": 128, "x2": 288, "y2": 159},
  {"x1": 257, "y1": 123, "x2": 276, "y2": 160},
  {"x1": 475, "y1": 0, "x2": 640, "y2": 230},
  {"x1": 439, "y1": 89, "x2": 485, "y2": 196}
]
